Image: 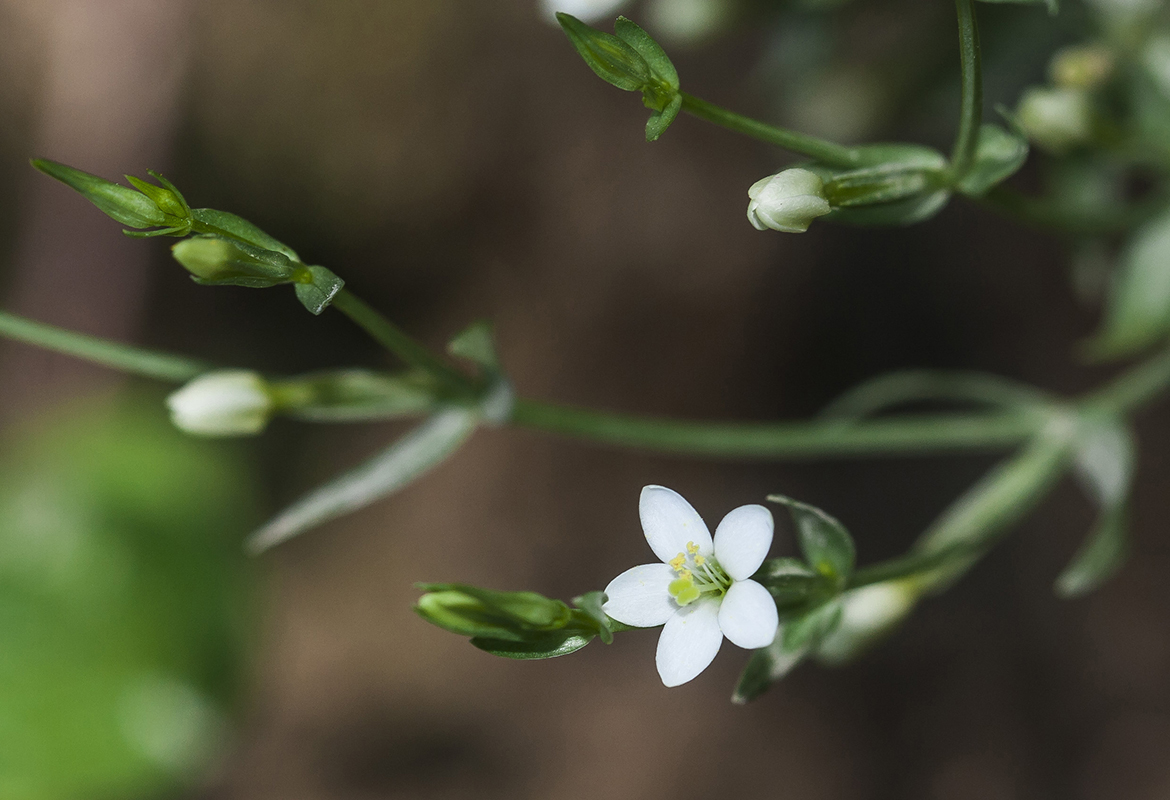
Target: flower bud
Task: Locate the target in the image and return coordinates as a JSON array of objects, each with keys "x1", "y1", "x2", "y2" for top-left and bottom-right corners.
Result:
[
  {"x1": 415, "y1": 584, "x2": 573, "y2": 641},
  {"x1": 746, "y1": 168, "x2": 832, "y2": 233},
  {"x1": 171, "y1": 236, "x2": 301, "y2": 288},
  {"x1": 1016, "y1": 86, "x2": 1094, "y2": 153},
  {"x1": 166, "y1": 370, "x2": 274, "y2": 437}
]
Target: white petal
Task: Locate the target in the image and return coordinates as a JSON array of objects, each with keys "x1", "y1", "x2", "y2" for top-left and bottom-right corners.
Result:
[
  {"x1": 713, "y1": 504, "x2": 773, "y2": 581},
  {"x1": 718, "y1": 579, "x2": 779, "y2": 650},
  {"x1": 655, "y1": 599, "x2": 723, "y2": 687},
  {"x1": 602, "y1": 564, "x2": 677, "y2": 627},
  {"x1": 640, "y1": 485, "x2": 712, "y2": 564}
]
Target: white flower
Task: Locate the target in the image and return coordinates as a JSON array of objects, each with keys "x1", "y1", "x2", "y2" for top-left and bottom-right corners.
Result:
[
  {"x1": 166, "y1": 370, "x2": 273, "y2": 437},
  {"x1": 746, "y1": 168, "x2": 832, "y2": 233},
  {"x1": 603, "y1": 485, "x2": 780, "y2": 687}
]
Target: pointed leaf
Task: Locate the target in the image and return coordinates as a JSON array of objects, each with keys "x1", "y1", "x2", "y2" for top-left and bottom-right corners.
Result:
[
  {"x1": 614, "y1": 17, "x2": 678, "y2": 89},
  {"x1": 956, "y1": 123, "x2": 1030, "y2": 197},
  {"x1": 190, "y1": 208, "x2": 300, "y2": 262},
  {"x1": 767, "y1": 495, "x2": 856, "y2": 582},
  {"x1": 447, "y1": 321, "x2": 501, "y2": 372},
  {"x1": 32, "y1": 159, "x2": 166, "y2": 229},
  {"x1": 294, "y1": 265, "x2": 345, "y2": 315},
  {"x1": 471, "y1": 630, "x2": 595, "y2": 660},
  {"x1": 572, "y1": 591, "x2": 615, "y2": 644},
  {"x1": 645, "y1": 92, "x2": 682, "y2": 142},
  {"x1": 1086, "y1": 208, "x2": 1170, "y2": 358},
  {"x1": 246, "y1": 408, "x2": 477, "y2": 552}
]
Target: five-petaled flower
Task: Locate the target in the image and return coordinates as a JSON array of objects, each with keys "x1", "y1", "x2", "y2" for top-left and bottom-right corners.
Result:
[{"x1": 603, "y1": 485, "x2": 780, "y2": 687}]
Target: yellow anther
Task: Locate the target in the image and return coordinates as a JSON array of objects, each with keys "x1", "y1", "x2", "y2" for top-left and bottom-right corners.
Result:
[
  {"x1": 669, "y1": 553, "x2": 686, "y2": 570},
  {"x1": 678, "y1": 569, "x2": 692, "y2": 579},
  {"x1": 686, "y1": 541, "x2": 699, "y2": 555},
  {"x1": 694, "y1": 554, "x2": 706, "y2": 566}
]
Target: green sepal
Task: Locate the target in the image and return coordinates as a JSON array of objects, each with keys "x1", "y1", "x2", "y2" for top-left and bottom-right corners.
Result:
[
  {"x1": 32, "y1": 158, "x2": 167, "y2": 229},
  {"x1": 556, "y1": 13, "x2": 651, "y2": 92},
  {"x1": 955, "y1": 122, "x2": 1030, "y2": 197},
  {"x1": 572, "y1": 591, "x2": 614, "y2": 644},
  {"x1": 802, "y1": 144, "x2": 951, "y2": 227},
  {"x1": 1084, "y1": 208, "x2": 1170, "y2": 359},
  {"x1": 767, "y1": 495, "x2": 856, "y2": 584},
  {"x1": 472, "y1": 630, "x2": 595, "y2": 660},
  {"x1": 125, "y1": 173, "x2": 189, "y2": 219},
  {"x1": 189, "y1": 208, "x2": 300, "y2": 262},
  {"x1": 782, "y1": 598, "x2": 844, "y2": 651},
  {"x1": 294, "y1": 265, "x2": 345, "y2": 315},
  {"x1": 123, "y1": 226, "x2": 190, "y2": 239},
  {"x1": 447, "y1": 321, "x2": 501, "y2": 372},
  {"x1": 416, "y1": 584, "x2": 573, "y2": 631}
]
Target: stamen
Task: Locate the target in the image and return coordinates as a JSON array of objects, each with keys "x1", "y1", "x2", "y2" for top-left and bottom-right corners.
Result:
[
  {"x1": 686, "y1": 541, "x2": 699, "y2": 555},
  {"x1": 694, "y1": 554, "x2": 706, "y2": 566},
  {"x1": 669, "y1": 553, "x2": 686, "y2": 570}
]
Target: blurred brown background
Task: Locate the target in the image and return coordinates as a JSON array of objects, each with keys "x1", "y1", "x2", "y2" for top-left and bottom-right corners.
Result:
[{"x1": 1, "y1": 0, "x2": 1169, "y2": 798}]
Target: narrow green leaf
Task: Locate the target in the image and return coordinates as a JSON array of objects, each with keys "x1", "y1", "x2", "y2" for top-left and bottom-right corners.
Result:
[
  {"x1": 572, "y1": 591, "x2": 614, "y2": 644},
  {"x1": 246, "y1": 408, "x2": 477, "y2": 552},
  {"x1": 956, "y1": 123, "x2": 1030, "y2": 197},
  {"x1": 471, "y1": 630, "x2": 595, "y2": 660},
  {"x1": 556, "y1": 13, "x2": 651, "y2": 92},
  {"x1": 419, "y1": 584, "x2": 573, "y2": 630},
  {"x1": 732, "y1": 629, "x2": 807, "y2": 704},
  {"x1": 820, "y1": 369, "x2": 1051, "y2": 422},
  {"x1": 782, "y1": 599, "x2": 843, "y2": 651},
  {"x1": 767, "y1": 495, "x2": 856, "y2": 582},
  {"x1": 32, "y1": 158, "x2": 166, "y2": 229},
  {"x1": 1086, "y1": 209, "x2": 1170, "y2": 358},
  {"x1": 275, "y1": 369, "x2": 439, "y2": 422},
  {"x1": 614, "y1": 17, "x2": 678, "y2": 89},
  {"x1": 751, "y1": 558, "x2": 824, "y2": 609},
  {"x1": 1055, "y1": 505, "x2": 1128, "y2": 597},
  {"x1": 294, "y1": 265, "x2": 346, "y2": 315},
  {"x1": 190, "y1": 208, "x2": 300, "y2": 262}
]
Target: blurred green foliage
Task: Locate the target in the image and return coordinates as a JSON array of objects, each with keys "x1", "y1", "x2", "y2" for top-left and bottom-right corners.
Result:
[{"x1": 0, "y1": 395, "x2": 257, "y2": 799}]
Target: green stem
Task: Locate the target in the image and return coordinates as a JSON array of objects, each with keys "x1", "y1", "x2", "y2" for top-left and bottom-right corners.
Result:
[
  {"x1": 510, "y1": 398, "x2": 1043, "y2": 460},
  {"x1": 0, "y1": 310, "x2": 208, "y2": 383},
  {"x1": 948, "y1": 0, "x2": 983, "y2": 183},
  {"x1": 330, "y1": 289, "x2": 472, "y2": 393},
  {"x1": 680, "y1": 93, "x2": 862, "y2": 169}
]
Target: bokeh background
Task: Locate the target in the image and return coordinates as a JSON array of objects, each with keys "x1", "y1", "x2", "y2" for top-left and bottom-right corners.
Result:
[{"x1": 1, "y1": 0, "x2": 1169, "y2": 798}]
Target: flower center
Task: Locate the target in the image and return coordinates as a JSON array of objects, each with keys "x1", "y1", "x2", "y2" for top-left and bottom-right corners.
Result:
[{"x1": 667, "y1": 541, "x2": 732, "y2": 606}]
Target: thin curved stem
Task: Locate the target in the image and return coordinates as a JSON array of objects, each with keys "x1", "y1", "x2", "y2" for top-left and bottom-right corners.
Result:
[
  {"x1": 680, "y1": 93, "x2": 862, "y2": 168},
  {"x1": 948, "y1": 0, "x2": 983, "y2": 183}
]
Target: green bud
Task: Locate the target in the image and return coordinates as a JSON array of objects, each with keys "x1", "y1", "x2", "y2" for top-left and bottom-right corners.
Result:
[
  {"x1": 32, "y1": 158, "x2": 173, "y2": 231},
  {"x1": 415, "y1": 584, "x2": 573, "y2": 642},
  {"x1": 557, "y1": 13, "x2": 651, "y2": 91},
  {"x1": 1049, "y1": 44, "x2": 1114, "y2": 91},
  {"x1": 171, "y1": 235, "x2": 301, "y2": 288}
]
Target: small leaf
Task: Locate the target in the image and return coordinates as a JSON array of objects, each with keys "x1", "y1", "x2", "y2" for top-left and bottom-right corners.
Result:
[
  {"x1": 732, "y1": 628, "x2": 807, "y2": 704},
  {"x1": 645, "y1": 92, "x2": 682, "y2": 142},
  {"x1": 782, "y1": 599, "x2": 843, "y2": 651},
  {"x1": 802, "y1": 144, "x2": 951, "y2": 227},
  {"x1": 956, "y1": 123, "x2": 1030, "y2": 197},
  {"x1": 32, "y1": 158, "x2": 166, "y2": 229},
  {"x1": 751, "y1": 558, "x2": 824, "y2": 609},
  {"x1": 294, "y1": 265, "x2": 345, "y2": 315},
  {"x1": 472, "y1": 630, "x2": 595, "y2": 660},
  {"x1": 447, "y1": 321, "x2": 501, "y2": 372},
  {"x1": 767, "y1": 495, "x2": 856, "y2": 582},
  {"x1": 819, "y1": 369, "x2": 1051, "y2": 421},
  {"x1": 572, "y1": 591, "x2": 614, "y2": 644},
  {"x1": 1085, "y1": 208, "x2": 1170, "y2": 358},
  {"x1": 614, "y1": 17, "x2": 678, "y2": 89},
  {"x1": 1055, "y1": 504, "x2": 1128, "y2": 598},
  {"x1": 556, "y1": 13, "x2": 651, "y2": 92},
  {"x1": 419, "y1": 584, "x2": 573, "y2": 630},
  {"x1": 276, "y1": 369, "x2": 439, "y2": 422},
  {"x1": 190, "y1": 208, "x2": 300, "y2": 262},
  {"x1": 247, "y1": 408, "x2": 477, "y2": 552}
]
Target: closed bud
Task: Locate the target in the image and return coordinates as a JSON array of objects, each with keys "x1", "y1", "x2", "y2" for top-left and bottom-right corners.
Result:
[
  {"x1": 415, "y1": 584, "x2": 573, "y2": 641},
  {"x1": 171, "y1": 236, "x2": 301, "y2": 288},
  {"x1": 166, "y1": 370, "x2": 274, "y2": 437},
  {"x1": 1016, "y1": 86, "x2": 1094, "y2": 153},
  {"x1": 746, "y1": 168, "x2": 832, "y2": 233}
]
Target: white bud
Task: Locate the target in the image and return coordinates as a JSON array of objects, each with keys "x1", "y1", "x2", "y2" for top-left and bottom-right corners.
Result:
[
  {"x1": 1016, "y1": 86, "x2": 1094, "y2": 153},
  {"x1": 746, "y1": 168, "x2": 832, "y2": 233},
  {"x1": 166, "y1": 370, "x2": 273, "y2": 437}
]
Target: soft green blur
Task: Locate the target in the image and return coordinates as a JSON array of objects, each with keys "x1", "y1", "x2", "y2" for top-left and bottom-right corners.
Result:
[{"x1": 0, "y1": 395, "x2": 257, "y2": 800}]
